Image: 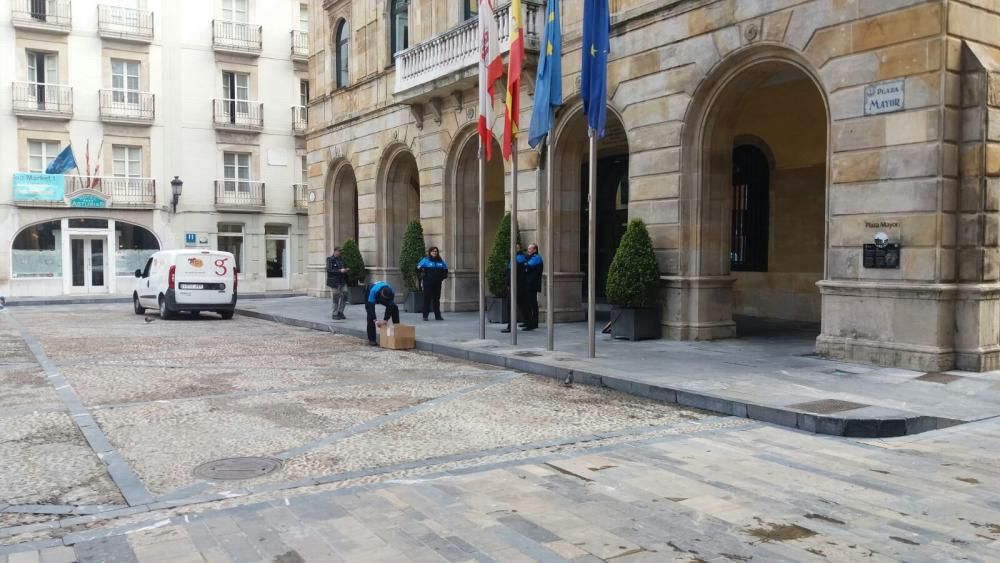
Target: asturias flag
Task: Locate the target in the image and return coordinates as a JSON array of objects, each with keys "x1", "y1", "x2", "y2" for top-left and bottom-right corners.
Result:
[
  {"x1": 581, "y1": 0, "x2": 610, "y2": 139},
  {"x1": 478, "y1": 0, "x2": 503, "y2": 161},
  {"x1": 45, "y1": 144, "x2": 78, "y2": 175},
  {"x1": 502, "y1": 0, "x2": 525, "y2": 161},
  {"x1": 528, "y1": 0, "x2": 562, "y2": 149}
]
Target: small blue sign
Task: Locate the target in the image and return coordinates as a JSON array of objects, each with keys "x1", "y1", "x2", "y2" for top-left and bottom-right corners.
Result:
[
  {"x1": 13, "y1": 173, "x2": 65, "y2": 201},
  {"x1": 69, "y1": 194, "x2": 107, "y2": 208},
  {"x1": 185, "y1": 233, "x2": 197, "y2": 244}
]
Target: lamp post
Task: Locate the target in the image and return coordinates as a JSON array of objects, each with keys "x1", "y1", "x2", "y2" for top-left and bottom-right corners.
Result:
[{"x1": 170, "y1": 176, "x2": 183, "y2": 213}]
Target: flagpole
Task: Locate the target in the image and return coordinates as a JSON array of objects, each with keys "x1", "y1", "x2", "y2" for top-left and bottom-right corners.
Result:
[
  {"x1": 478, "y1": 145, "x2": 487, "y2": 340},
  {"x1": 510, "y1": 137, "x2": 519, "y2": 346},
  {"x1": 545, "y1": 139, "x2": 554, "y2": 351},
  {"x1": 587, "y1": 128, "x2": 597, "y2": 358}
]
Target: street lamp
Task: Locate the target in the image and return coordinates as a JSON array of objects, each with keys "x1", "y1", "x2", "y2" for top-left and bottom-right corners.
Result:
[{"x1": 170, "y1": 176, "x2": 183, "y2": 213}]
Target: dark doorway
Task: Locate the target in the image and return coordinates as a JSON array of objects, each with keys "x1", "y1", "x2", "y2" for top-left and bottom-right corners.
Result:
[
  {"x1": 730, "y1": 144, "x2": 769, "y2": 272},
  {"x1": 580, "y1": 155, "x2": 629, "y2": 300}
]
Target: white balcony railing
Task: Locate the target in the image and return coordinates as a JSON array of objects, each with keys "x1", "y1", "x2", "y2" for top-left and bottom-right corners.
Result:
[
  {"x1": 293, "y1": 183, "x2": 308, "y2": 211},
  {"x1": 291, "y1": 30, "x2": 309, "y2": 60},
  {"x1": 99, "y1": 89, "x2": 155, "y2": 123},
  {"x1": 213, "y1": 20, "x2": 262, "y2": 54},
  {"x1": 215, "y1": 180, "x2": 265, "y2": 209},
  {"x1": 98, "y1": 4, "x2": 154, "y2": 42},
  {"x1": 12, "y1": 0, "x2": 72, "y2": 32},
  {"x1": 213, "y1": 98, "x2": 263, "y2": 130},
  {"x1": 394, "y1": 0, "x2": 542, "y2": 95},
  {"x1": 12, "y1": 82, "x2": 73, "y2": 118},
  {"x1": 292, "y1": 105, "x2": 308, "y2": 134}
]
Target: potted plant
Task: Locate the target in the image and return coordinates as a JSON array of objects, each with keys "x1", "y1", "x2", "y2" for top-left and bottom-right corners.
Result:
[
  {"x1": 341, "y1": 239, "x2": 368, "y2": 304},
  {"x1": 485, "y1": 213, "x2": 520, "y2": 323},
  {"x1": 605, "y1": 219, "x2": 662, "y2": 341},
  {"x1": 398, "y1": 220, "x2": 426, "y2": 313}
]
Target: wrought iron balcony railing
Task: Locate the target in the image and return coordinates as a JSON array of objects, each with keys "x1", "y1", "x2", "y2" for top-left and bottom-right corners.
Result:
[
  {"x1": 291, "y1": 30, "x2": 309, "y2": 61},
  {"x1": 12, "y1": 0, "x2": 71, "y2": 32},
  {"x1": 213, "y1": 98, "x2": 263, "y2": 131},
  {"x1": 97, "y1": 4, "x2": 153, "y2": 42},
  {"x1": 292, "y1": 105, "x2": 308, "y2": 134},
  {"x1": 67, "y1": 176, "x2": 157, "y2": 206},
  {"x1": 99, "y1": 89, "x2": 155, "y2": 123},
  {"x1": 12, "y1": 82, "x2": 73, "y2": 119},
  {"x1": 213, "y1": 20, "x2": 262, "y2": 55},
  {"x1": 393, "y1": 0, "x2": 542, "y2": 96},
  {"x1": 215, "y1": 180, "x2": 265, "y2": 209}
]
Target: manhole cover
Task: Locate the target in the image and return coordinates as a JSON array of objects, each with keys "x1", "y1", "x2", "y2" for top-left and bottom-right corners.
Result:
[
  {"x1": 915, "y1": 372, "x2": 962, "y2": 384},
  {"x1": 193, "y1": 457, "x2": 282, "y2": 481},
  {"x1": 514, "y1": 351, "x2": 543, "y2": 357},
  {"x1": 788, "y1": 399, "x2": 870, "y2": 414}
]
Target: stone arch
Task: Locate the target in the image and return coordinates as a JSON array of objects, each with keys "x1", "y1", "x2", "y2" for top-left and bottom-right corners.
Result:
[
  {"x1": 674, "y1": 44, "x2": 831, "y2": 339},
  {"x1": 442, "y1": 124, "x2": 505, "y2": 310},
  {"x1": 376, "y1": 143, "x2": 420, "y2": 273},
  {"x1": 549, "y1": 98, "x2": 631, "y2": 319},
  {"x1": 324, "y1": 158, "x2": 359, "y2": 253}
]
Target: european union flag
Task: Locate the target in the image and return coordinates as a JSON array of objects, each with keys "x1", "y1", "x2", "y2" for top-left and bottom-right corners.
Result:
[
  {"x1": 581, "y1": 0, "x2": 610, "y2": 139},
  {"x1": 528, "y1": 0, "x2": 562, "y2": 149},
  {"x1": 45, "y1": 144, "x2": 77, "y2": 175}
]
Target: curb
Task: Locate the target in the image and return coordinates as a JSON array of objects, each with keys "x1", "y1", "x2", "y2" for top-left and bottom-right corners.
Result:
[
  {"x1": 236, "y1": 308, "x2": 966, "y2": 438},
  {"x1": 4, "y1": 293, "x2": 304, "y2": 307}
]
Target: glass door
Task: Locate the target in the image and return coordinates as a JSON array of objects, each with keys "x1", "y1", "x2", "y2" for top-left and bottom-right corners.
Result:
[
  {"x1": 70, "y1": 237, "x2": 108, "y2": 293},
  {"x1": 265, "y1": 225, "x2": 290, "y2": 290}
]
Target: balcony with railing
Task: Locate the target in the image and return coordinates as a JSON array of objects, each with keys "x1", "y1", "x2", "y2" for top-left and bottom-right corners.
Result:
[
  {"x1": 12, "y1": 82, "x2": 73, "y2": 120},
  {"x1": 292, "y1": 105, "x2": 308, "y2": 135},
  {"x1": 215, "y1": 180, "x2": 265, "y2": 211},
  {"x1": 12, "y1": 174, "x2": 156, "y2": 208},
  {"x1": 12, "y1": 0, "x2": 72, "y2": 33},
  {"x1": 293, "y1": 183, "x2": 308, "y2": 212},
  {"x1": 393, "y1": 0, "x2": 542, "y2": 101},
  {"x1": 213, "y1": 99, "x2": 263, "y2": 131},
  {"x1": 98, "y1": 5, "x2": 154, "y2": 42},
  {"x1": 213, "y1": 20, "x2": 262, "y2": 55},
  {"x1": 99, "y1": 89, "x2": 155, "y2": 124},
  {"x1": 291, "y1": 30, "x2": 309, "y2": 62}
]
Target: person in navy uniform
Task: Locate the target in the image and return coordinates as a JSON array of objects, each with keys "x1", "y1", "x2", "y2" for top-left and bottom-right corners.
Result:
[
  {"x1": 501, "y1": 243, "x2": 527, "y2": 334},
  {"x1": 365, "y1": 281, "x2": 399, "y2": 346},
  {"x1": 521, "y1": 243, "x2": 544, "y2": 331},
  {"x1": 417, "y1": 246, "x2": 448, "y2": 321}
]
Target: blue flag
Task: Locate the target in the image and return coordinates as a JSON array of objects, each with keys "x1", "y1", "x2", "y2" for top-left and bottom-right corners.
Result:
[
  {"x1": 528, "y1": 0, "x2": 562, "y2": 149},
  {"x1": 45, "y1": 145, "x2": 77, "y2": 175},
  {"x1": 581, "y1": 0, "x2": 610, "y2": 139}
]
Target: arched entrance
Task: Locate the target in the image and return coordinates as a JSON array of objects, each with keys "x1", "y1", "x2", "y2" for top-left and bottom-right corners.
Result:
[
  {"x1": 681, "y1": 49, "x2": 828, "y2": 339},
  {"x1": 381, "y1": 148, "x2": 420, "y2": 272},
  {"x1": 326, "y1": 161, "x2": 359, "y2": 250},
  {"x1": 445, "y1": 131, "x2": 505, "y2": 310},
  {"x1": 551, "y1": 105, "x2": 630, "y2": 321}
]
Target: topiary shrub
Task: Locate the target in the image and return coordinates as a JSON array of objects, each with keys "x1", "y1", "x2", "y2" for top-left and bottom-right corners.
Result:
[
  {"x1": 341, "y1": 238, "x2": 365, "y2": 286},
  {"x1": 398, "y1": 220, "x2": 426, "y2": 292},
  {"x1": 606, "y1": 219, "x2": 661, "y2": 308},
  {"x1": 486, "y1": 213, "x2": 521, "y2": 298}
]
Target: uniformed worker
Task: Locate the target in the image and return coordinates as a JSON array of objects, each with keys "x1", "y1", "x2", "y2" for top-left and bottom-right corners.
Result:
[{"x1": 365, "y1": 281, "x2": 400, "y2": 347}]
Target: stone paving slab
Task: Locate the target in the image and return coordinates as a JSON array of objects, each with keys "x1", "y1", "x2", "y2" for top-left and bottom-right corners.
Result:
[{"x1": 234, "y1": 297, "x2": 1000, "y2": 437}]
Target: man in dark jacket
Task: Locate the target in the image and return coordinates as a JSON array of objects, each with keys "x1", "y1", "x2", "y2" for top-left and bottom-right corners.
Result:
[
  {"x1": 326, "y1": 247, "x2": 349, "y2": 320},
  {"x1": 365, "y1": 281, "x2": 399, "y2": 346},
  {"x1": 522, "y1": 243, "x2": 544, "y2": 330}
]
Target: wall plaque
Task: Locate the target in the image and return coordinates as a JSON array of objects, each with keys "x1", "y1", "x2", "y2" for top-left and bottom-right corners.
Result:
[
  {"x1": 863, "y1": 243, "x2": 901, "y2": 269},
  {"x1": 864, "y1": 79, "x2": 905, "y2": 116}
]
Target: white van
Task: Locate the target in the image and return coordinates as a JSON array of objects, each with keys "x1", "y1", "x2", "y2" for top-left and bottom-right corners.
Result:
[{"x1": 133, "y1": 250, "x2": 238, "y2": 319}]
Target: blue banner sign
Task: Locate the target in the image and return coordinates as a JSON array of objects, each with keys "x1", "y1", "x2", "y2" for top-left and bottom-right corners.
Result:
[
  {"x1": 13, "y1": 173, "x2": 65, "y2": 201},
  {"x1": 69, "y1": 194, "x2": 107, "y2": 208}
]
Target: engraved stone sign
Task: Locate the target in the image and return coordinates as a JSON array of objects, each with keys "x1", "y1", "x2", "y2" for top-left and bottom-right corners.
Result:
[{"x1": 864, "y1": 79, "x2": 905, "y2": 116}]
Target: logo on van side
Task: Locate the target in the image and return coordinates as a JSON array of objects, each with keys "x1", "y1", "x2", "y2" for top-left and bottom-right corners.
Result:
[{"x1": 187, "y1": 258, "x2": 204, "y2": 268}]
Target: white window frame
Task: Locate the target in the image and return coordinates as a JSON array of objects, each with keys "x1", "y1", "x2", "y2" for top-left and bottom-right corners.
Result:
[
  {"x1": 111, "y1": 59, "x2": 141, "y2": 105},
  {"x1": 27, "y1": 51, "x2": 58, "y2": 84},
  {"x1": 299, "y1": 3, "x2": 309, "y2": 32},
  {"x1": 223, "y1": 152, "x2": 251, "y2": 192},
  {"x1": 28, "y1": 140, "x2": 61, "y2": 173},
  {"x1": 112, "y1": 145, "x2": 142, "y2": 184},
  {"x1": 223, "y1": 71, "x2": 250, "y2": 115},
  {"x1": 217, "y1": 223, "x2": 245, "y2": 272},
  {"x1": 221, "y1": 0, "x2": 248, "y2": 22}
]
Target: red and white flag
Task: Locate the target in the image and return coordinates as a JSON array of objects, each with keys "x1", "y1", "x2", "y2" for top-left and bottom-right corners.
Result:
[{"x1": 478, "y1": 0, "x2": 502, "y2": 161}]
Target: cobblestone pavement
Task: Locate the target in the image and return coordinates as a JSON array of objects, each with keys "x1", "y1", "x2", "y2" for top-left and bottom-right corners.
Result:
[{"x1": 2, "y1": 305, "x2": 1000, "y2": 561}]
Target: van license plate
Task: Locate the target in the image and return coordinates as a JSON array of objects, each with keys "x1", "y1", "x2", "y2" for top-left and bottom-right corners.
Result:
[{"x1": 180, "y1": 283, "x2": 204, "y2": 290}]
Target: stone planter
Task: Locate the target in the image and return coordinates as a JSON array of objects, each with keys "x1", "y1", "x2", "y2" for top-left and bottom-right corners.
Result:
[
  {"x1": 609, "y1": 307, "x2": 661, "y2": 341},
  {"x1": 486, "y1": 296, "x2": 509, "y2": 324},
  {"x1": 348, "y1": 286, "x2": 367, "y2": 305},
  {"x1": 403, "y1": 290, "x2": 425, "y2": 313}
]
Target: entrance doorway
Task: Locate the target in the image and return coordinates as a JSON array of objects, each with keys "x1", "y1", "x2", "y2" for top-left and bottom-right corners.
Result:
[
  {"x1": 579, "y1": 155, "x2": 628, "y2": 300},
  {"x1": 70, "y1": 236, "x2": 108, "y2": 293},
  {"x1": 383, "y1": 149, "x2": 420, "y2": 269},
  {"x1": 265, "y1": 224, "x2": 290, "y2": 290}
]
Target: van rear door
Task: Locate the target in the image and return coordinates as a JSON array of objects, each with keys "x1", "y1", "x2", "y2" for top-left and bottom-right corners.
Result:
[{"x1": 173, "y1": 252, "x2": 235, "y2": 304}]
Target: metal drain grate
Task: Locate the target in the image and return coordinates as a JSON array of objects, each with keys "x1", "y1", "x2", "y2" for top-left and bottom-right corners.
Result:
[
  {"x1": 193, "y1": 457, "x2": 282, "y2": 481},
  {"x1": 788, "y1": 399, "x2": 870, "y2": 414},
  {"x1": 514, "y1": 351, "x2": 543, "y2": 357},
  {"x1": 915, "y1": 372, "x2": 962, "y2": 384}
]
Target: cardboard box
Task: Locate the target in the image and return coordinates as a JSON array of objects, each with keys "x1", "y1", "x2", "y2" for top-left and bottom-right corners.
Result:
[{"x1": 378, "y1": 323, "x2": 415, "y2": 350}]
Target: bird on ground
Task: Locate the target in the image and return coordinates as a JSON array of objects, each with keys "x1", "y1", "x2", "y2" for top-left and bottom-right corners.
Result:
[{"x1": 144, "y1": 316, "x2": 154, "y2": 323}]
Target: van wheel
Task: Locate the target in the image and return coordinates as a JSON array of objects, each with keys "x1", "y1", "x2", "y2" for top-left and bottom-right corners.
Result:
[
  {"x1": 133, "y1": 295, "x2": 145, "y2": 315},
  {"x1": 220, "y1": 310, "x2": 234, "y2": 320},
  {"x1": 159, "y1": 297, "x2": 174, "y2": 320}
]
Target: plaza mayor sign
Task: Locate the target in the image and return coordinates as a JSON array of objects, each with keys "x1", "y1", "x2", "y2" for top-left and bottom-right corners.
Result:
[{"x1": 864, "y1": 79, "x2": 905, "y2": 116}]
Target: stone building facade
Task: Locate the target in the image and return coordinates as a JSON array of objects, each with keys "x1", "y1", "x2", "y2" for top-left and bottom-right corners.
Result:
[{"x1": 306, "y1": 0, "x2": 1000, "y2": 372}]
